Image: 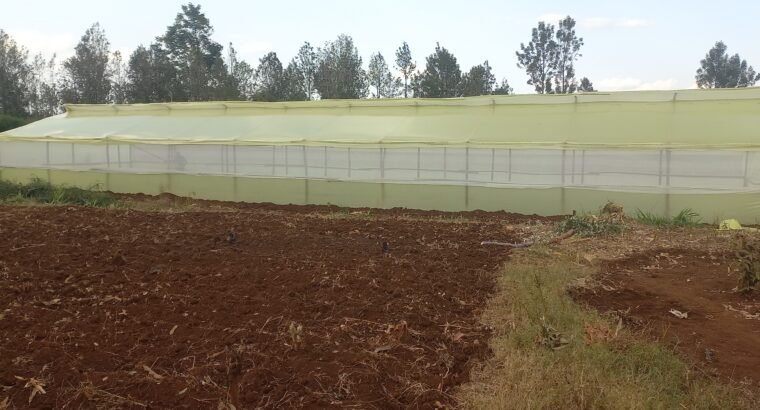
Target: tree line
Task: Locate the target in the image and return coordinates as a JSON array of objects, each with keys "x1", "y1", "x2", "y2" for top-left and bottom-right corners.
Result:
[{"x1": 1, "y1": 3, "x2": 758, "y2": 127}]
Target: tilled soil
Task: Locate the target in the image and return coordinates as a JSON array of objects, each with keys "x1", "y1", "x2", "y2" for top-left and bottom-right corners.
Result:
[
  {"x1": 574, "y1": 249, "x2": 760, "y2": 386},
  {"x1": 0, "y1": 204, "x2": 522, "y2": 409}
]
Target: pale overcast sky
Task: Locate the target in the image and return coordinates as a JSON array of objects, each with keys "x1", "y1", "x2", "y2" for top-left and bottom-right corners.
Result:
[{"x1": 2, "y1": 0, "x2": 758, "y2": 94}]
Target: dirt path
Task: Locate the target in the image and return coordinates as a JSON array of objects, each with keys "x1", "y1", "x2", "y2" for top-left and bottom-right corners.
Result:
[
  {"x1": 0, "y1": 204, "x2": 526, "y2": 409},
  {"x1": 574, "y1": 248, "x2": 760, "y2": 386}
]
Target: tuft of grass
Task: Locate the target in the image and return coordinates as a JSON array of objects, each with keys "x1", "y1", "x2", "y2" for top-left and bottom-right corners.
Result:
[
  {"x1": 636, "y1": 208, "x2": 701, "y2": 227},
  {"x1": 459, "y1": 252, "x2": 751, "y2": 409},
  {"x1": 555, "y1": 214, "x2": 623, "y2": 237},
  {"x1": 736, "y1": 234, "x2": 760, "y2": 292},
  {"x1": 0, "y1": 178, "x2": 115, "y2": 207}
]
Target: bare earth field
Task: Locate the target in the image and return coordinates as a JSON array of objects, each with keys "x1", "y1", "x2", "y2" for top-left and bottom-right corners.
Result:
[
  {"x1": 0, "y1": 202, "x2": 538, "y2": 409},
  {"x1": 1, "y1": 197, "x2": 759, "y2": 409}
]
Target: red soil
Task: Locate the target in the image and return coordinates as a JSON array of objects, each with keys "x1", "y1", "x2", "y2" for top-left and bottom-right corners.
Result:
[
  {"x1": 574, "y1": 249, "x2": 760, "y2": 387},
  {"x1": 0, "y1": 204, "x2": 523, "y2": 409}
]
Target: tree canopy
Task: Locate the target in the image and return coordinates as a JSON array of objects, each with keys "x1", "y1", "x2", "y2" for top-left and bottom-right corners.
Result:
[{"x1": 696, "y1": 41, "x2": 758, "y2": 88}]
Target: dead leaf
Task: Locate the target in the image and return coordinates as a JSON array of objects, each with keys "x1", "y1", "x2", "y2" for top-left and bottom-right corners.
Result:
[
  {"x1": 41, "y1": 298, "x2": 61, "y2": 307},
  {"x1": 177, "y1": 387, "x2": 188, "y2": 395},
  {"x1": 0, "y1": 397, "x2": 8, "y2": 410},
  {"x1": 15, "y1": 376, "x2": 46, "y2": 404},
  {"x1": 669, "y1": 309, "x2": 688, "y2": 319},
  {"x1": 372, "y1": 345, "x2": 392, "y2": 354},
  {"x1": 142, "y1": 365, "x2": 164, "y2": 381},
  {"x1": 169, "y1": 325, "x2": 178, "y2": 335}
]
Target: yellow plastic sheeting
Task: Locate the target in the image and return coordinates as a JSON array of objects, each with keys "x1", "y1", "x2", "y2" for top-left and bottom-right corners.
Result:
[
  {"x1": 3, "y1": 88, "x2": 760, "y2": 149},
  {"x1": 3, "y1": 167, "x2": 760, "y2": 224}
]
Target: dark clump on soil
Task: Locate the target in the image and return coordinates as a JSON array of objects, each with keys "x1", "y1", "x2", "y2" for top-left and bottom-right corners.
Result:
[
  {"x1": 573, "y1": 249, "x2": 760, "y2": 387},
  {"x1": 0, "y1": 204, "x2": 521, "y2": 409}
]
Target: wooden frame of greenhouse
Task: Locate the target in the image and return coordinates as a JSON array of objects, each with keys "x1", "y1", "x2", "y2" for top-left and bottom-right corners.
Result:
[{"x1": 2, "y1": 88, "x2": 760, "y2": 222}]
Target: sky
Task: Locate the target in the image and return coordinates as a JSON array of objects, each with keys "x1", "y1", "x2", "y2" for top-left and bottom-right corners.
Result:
[{"x1": 2, "y1": 0, "x2": 758, "y2": 94}]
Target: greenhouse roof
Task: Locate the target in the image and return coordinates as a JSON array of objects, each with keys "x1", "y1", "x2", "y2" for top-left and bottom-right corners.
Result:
[{"x1": 2, "y1": 88, "x2": 760, "y2": 149}]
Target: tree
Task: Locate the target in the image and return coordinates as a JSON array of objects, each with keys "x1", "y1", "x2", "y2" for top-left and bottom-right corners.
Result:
[
  {"x1": 367, "y1": 53, "x2": 399, "y2": 98},
  {"x1": 516, "y1": 21, "x2": 557, "y2": 94},
  {"x1": 60, "y1": 23, "x2": 112, "y2": 104},
  {"x1": 460, "y1": 61, "x2": 497, "y2": 96},
  {"x1": 0, "y1": 29, "x2": 31, "y2": 116},
  {"x1": 578, "y1": 77, "x2": 595, "y2": 92},
  {"x1": 418, "y1": 43, "x2": 461, "y2": 98},
  {"x1": 27, "y1": 53, "x2": 61, "y2": 117},
  {"x1": 493, "y1": 78, "x2": 513, "y2": 95},
  {"x1": 281, "y1": 60, "x2": 307, "y2": 101},
  {"x1": 108, "y1": 51, "x2": 128, "y2": 103},
  {"x1": 252, "y1": 52, "x2": 284, "y2": 101},
  {"x1": 296, "y1": 42, "x2": 317, "y2": 100},
  {"x1": 157, "y1": 3, "x2": 233, "y2": 101},
  {"x1": 554, "y1": 16, "x2": 583, "y2": 93},
  {"x1": 696, "y1": 41, "x2": 758, "y2": 88},
  {"x1": 314, "y1": 34, "x2": 367, "y2": 99},
  {"x1": 126, "y1": 44, "x2": 177, "y2": 103},
  {"x1": 395, "y1": 42, "x2": 415, "y2": 98},
  {"x1": 228, "y1": 43, "x2": 254, "y2": 100}
]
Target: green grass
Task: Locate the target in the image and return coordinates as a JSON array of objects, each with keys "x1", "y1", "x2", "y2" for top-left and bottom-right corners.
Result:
[
  {"x1": 460, "y1": 251, "x2": 752, "y2": 409},
  {"x1": 0, "y1": 178, "x2": 115, "y2": 207},
  {"x1": 555, "y1": 214, "x2": 624, "y2": 237},
  {"x1": 635, "y1": 208, "x2": 702, "y2": 227}
]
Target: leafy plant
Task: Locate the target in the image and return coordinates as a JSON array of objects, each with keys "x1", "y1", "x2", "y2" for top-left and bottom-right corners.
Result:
[
  {"x1": 736, "y1": 234, "x2": 760, "y2": 292},
  {"x1": 555, "y1": 213, "x2": 623, "y2": 237}
]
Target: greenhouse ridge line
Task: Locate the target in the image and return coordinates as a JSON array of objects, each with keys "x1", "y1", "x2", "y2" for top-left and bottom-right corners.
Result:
[{"x1": 59, "y1": 87, "x2": 760, "y2": 116}]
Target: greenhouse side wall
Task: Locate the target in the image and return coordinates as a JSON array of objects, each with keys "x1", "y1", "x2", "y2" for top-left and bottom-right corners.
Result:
[{"x1": 1, "y1": 163, "x2": 759, "y2": 224}]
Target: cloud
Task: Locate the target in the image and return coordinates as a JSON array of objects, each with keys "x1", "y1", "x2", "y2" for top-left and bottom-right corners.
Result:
[
  {"x1": 536, "y1": 14, "x2": 650, "y2": 29},
  {"x1": 6, "y1": 29, "x2": 77, "y2": 60},
  {"x1": 596, "y1": 77, "x2": 678, "y2": 91}
]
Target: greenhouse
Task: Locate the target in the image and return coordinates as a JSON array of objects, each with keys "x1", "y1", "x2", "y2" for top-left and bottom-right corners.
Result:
[{"x1": 1, "y1": 88, "x2": 760, "y2": 222}]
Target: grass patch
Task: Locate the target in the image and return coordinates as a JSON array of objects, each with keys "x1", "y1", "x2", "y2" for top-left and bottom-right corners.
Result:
[
  {"x1": 635, "y1": 208, "x2": 702, "y2": 227},
  {"x1": 459, "y1": 249, "x2": 751, "y2": 409},
  {"x1": 0, "y1": 178, "x2": 115, "y2": 207},
  {"x1": 555, "y1": 214, "x2": 623, "y2": 237}
]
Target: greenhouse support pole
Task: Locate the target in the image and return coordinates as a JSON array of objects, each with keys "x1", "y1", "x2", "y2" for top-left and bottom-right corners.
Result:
[
  {"x1": 303, "y1": 145, "x2": 308, "y2": 178},
  {"x1": 561, "y1": 148, "x2": 567, "y2": 214},
  {"x1": 71, "y1": 144, "x2": 75, "y2": 167},
  {"x1": 416, "y1": 148, "x2": 421, "y2": 180},
  {"x1": 233, "y1": 144, "x2": 238, "y2": 200},
  {"x1": 271, "y1": 146, "x2": 276, "y2": 175},
  {"x1": 45, "y1": 142, "x2": 51, "y2": 183},
  {"x1": 743, "y1": 151, "x2": 750, "y2": 187},
  {"x1": 490, "y1": 148, "x2": 495, "y2": 182},
  {"x1": 117, "y1": 145, "x2": 122, "y2": 169},
  {"x1": 347, "y1": 147, "x2": 352, "y2": 178},
  {"x1": 465, "y1": 146, "x2": 470, "y2": 209},
  {"x1": 323, "y1": 146, "x2": 328, "y2": 177},
  {"x1": 443, "y1": 147, "x2": 447, "y2": 179},
  {"x1": 508, "y1": 149, "x2": 512, "y2": 182},
  {"x1": 665, "y1": 149, "x2": 672, "y2": 217},
  {"x1": 580, "y1": 150, "x2": 585, "y2": 185},
  {"x1": 105, "y1": 140, "x2": 111, "y2": 191}
]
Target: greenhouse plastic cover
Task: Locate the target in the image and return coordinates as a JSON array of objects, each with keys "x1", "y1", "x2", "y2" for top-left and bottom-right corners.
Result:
[{"x1": 3, "y1": 88, "x2": 760, "y2": 149}]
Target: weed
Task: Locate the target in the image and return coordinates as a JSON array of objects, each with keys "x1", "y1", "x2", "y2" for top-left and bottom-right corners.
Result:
[
  {"x1": 555, "y1": 214, "x2": 623, "y2": 237},
  {"x1": 635, "y1": 208, "x2": 701, "y2": 227},
  {"x1": 736, "y1": 234, "x2": 760, "y2": 292},
  {"x1": 0, "y1": 178, "x2": 115, "y2": 207}
]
